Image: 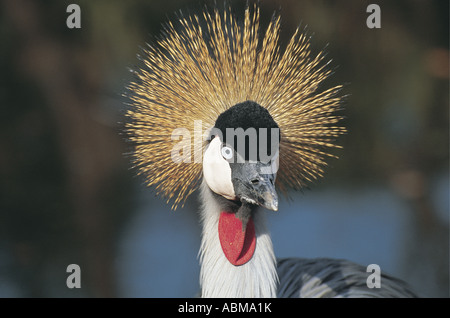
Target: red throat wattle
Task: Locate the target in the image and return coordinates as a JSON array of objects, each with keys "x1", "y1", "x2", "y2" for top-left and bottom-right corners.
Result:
[{"x1": 218, "y1": 211, "x2": 256, "y2": 266}]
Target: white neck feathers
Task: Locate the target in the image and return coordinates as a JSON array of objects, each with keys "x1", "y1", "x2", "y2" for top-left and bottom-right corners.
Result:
[{"x1": 198, "y1": 180, "x2": 278, "y2": 298}]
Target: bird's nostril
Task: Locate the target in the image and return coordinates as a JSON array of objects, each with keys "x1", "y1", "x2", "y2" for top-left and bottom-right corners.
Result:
[{"x1": 251, "y1": 178, "x2": 260, "y2": 185}]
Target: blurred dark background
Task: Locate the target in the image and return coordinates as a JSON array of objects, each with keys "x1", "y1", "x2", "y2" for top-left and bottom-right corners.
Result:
[{"x1": 0, "y1": 0, "x2": 448, "y2": 297}]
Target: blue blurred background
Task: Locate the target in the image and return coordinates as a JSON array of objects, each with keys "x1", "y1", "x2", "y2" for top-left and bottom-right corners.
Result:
[{"x1": 0, "y1": 0, "x2": 448, "y2": 297}]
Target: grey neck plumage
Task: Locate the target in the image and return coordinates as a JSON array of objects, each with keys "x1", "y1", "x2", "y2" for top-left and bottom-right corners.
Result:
[{"x1": 198, "y1": 180, "x2": 278, "y2": 297}]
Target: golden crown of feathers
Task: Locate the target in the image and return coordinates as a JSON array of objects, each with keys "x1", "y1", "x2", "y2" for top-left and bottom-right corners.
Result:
[{"x1": 125, "y1": 4, "x2": 346, "y2": 209}]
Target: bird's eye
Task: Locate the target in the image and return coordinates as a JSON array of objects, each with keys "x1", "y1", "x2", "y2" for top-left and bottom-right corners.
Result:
[{"x1": 221, "y1": 146, "x2": 233, "y2": 160}]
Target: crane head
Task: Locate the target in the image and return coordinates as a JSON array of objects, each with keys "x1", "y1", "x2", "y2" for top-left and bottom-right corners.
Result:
[
  {"x1": 125, "y1": 5, "x2": 345, "y2": 210},
  {"x1": 203, "y1": 101, "x2": 280, "y2": 218}
]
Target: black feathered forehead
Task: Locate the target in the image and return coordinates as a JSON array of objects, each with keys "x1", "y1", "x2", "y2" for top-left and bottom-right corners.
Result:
[{"x1": 210, "y1": 101, "x2": 280, "y2": 162}]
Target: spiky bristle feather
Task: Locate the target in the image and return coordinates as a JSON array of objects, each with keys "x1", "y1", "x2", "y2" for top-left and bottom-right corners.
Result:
[{"x1": 125, "y1": 4, "x2": 346, "y2": 209}]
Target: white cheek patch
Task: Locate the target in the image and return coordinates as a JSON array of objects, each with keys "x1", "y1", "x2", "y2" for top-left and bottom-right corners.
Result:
[{"x1": 203, "y1": 137, "x2": 236, "y2": 200}]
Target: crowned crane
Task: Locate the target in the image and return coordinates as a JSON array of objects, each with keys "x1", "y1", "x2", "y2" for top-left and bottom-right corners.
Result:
[{"x1": 125, "y1": 4, "x2": 417, "y2": 298}]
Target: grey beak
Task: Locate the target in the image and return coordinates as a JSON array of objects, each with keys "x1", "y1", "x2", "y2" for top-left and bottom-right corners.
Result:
[
  {"x1": 250, "y1": 173, "x2": 278, "y2": 211},
  {"x1": 231, "y1": 161, "x2": 278, "y2": 211}
]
